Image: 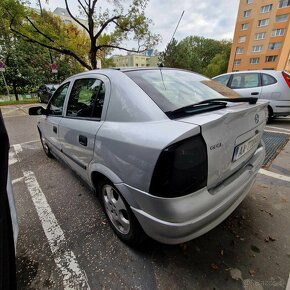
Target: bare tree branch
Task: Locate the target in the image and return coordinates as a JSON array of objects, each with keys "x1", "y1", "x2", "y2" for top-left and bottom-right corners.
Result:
[
  {"x1": 64, "y1": 0, "x2": 90, "y2": 34},
  {"x1": 25, "y1": 17, "x2": 54, "y2": 42},
  {"x1": 10, "y1": 24, "x2": 91, "y2": 70},
  {"x1": 92, "y1": 0, "x2": 99, "y2": 12},
  {"x1": 96, "y1": 44, "x2": 147, "y2": 53},
  {"x1": 94, "y1": 15, "x2": 121, "y2": 42},
  {"x1": 77, "y1": 0, "x2": 89, "y2": 16}
]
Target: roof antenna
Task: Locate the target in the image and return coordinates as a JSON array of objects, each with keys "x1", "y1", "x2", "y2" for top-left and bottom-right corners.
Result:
[{"x1": 159, "y1": 10, "x2": 185, "y2": 67}]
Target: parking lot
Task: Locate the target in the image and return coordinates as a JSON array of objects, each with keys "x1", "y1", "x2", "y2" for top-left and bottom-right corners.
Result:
[{"x1": 2, "y1": 104, "x2": 290, "y2": 290}]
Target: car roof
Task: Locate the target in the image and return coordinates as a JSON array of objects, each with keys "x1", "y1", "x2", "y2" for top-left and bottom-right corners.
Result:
[{"x1": 64, "y1": 67, "x2": 207, "y2": 82}]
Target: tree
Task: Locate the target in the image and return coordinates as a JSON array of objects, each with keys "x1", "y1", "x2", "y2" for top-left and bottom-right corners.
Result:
[
  {"x1": 160, "y1": 36, "x2": 232, "y2": 76},
  {"x1": 1, "y1": 0, "x2": 160, "y2": 70}
]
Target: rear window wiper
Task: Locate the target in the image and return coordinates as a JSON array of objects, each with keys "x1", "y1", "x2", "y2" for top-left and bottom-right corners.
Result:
[{"x1": 166, "y1": 97, "x2": 258, "y2": 119}]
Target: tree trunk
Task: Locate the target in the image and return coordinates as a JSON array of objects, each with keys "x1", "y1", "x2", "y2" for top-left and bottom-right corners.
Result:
[
  {"x1": 90, "y1": 45, "x2": 97, "y2": 70},
  {"x1": 12, "y1": 81, "x2": 19, "y2": 101}
]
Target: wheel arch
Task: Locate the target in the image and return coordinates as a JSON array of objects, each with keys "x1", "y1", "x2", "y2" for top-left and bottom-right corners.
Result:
[{"x1": 90, "y1": 164, "x2": 138, "y2": 208}]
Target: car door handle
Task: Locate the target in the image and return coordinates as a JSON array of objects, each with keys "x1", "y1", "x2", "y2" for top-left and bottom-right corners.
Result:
[
  {"x1": 53, "y1": 126, "x2": 57, "y2": 134},
  {"x1": 251, "y1": 92, "x2": 259, "y2": 95},
  {"x1": 79, "y1": 135, "x2": 87, "y2": 147}
]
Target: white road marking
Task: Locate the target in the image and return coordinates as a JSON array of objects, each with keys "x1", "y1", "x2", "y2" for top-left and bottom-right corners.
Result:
[
  {"x1": 23, "y1": 171, "x2": 90, "y2": 290},
  {"x1": 266, "y1": 125, "x2": 290, "y2": 133},
  {"x1": 13, "y1": 144, "x2": 23, "y2": 154},
  {"x1": 264, "y1": 129, "x2": 290, "y2": 135},
  {"x1": 11, "y1": 139, "x2": 40, "y2": 146},
  {"x1": 8, "y1": 151, "x2": 18, "y2": 166},
  {"x1": 259, "y1": 168, "x2": 290, "y2": 182},
  {"x1": 12, "y1": 177, "x2": 24, "y2": 184},
  {"x1": 286, "y1": 274, "x2": 290, "y2": 290}
]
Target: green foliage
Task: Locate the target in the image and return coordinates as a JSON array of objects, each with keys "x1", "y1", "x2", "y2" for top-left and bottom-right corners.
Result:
[
  {"x1": 0, "y1": 0, "x2": 160, "y2": 70},
  {"x1": 161, "y1": 36, "x2": 232, "y2": 77}
]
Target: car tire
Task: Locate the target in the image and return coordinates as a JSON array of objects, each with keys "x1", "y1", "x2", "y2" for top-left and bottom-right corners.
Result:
[
  {"x1": 267, "y1": 106, "x2": 274, "y2": 123},
  {"x1": 98, "y1": 179, "x2": 146, "y2": 246},
  {"x1": 40, "y1": 133, "x2": 53, "y2": 158}
]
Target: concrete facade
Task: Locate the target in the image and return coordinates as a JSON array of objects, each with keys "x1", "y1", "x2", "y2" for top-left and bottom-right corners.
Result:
[
  {"x1": 228, "y1": 0, "x2": 290, "y2": 72},
  {"x1": 112, "y1": 54, "x2": 159, "y2": 67}
]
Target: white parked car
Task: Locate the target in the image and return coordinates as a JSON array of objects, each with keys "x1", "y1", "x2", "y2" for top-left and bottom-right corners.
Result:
[
  {"x1": 30, "y1": 68, "x2": 268, "y2": 245},
  {"x1": 213, "y1": 70, "x2": 290, "y2": 119}
]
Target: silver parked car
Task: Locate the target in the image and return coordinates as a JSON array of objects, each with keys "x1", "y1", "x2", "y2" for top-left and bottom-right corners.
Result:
[
  {"x1": 213, "y1": 70, "x2": 290, "y2": 119},
  {"x1": 29, "y1": 68, "x2": 268, "y2": 245}
]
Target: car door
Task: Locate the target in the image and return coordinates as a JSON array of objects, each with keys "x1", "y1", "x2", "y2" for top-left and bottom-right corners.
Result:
[
  {"x1": 229, "y1": 72, "x2": 262, "y2": 98},
  {"x1": 58, "y1": 75, "x2": 110, "y2": 182},
  {"x1": 40, "y1": 82, "x2": 70, "y2": 156}
]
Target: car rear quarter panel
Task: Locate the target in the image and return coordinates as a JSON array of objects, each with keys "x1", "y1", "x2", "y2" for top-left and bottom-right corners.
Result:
[{"x1": 90, "y1": 120, "x2": 200, "y2": 193}]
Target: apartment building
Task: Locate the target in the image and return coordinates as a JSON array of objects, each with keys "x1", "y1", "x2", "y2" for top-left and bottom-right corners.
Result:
[
  {"x1": 112, "y1": 53, "x2": 159, "y2": 67},
  {"x1": 228, "y1": 0, "x2": 290, "y2": 72}
]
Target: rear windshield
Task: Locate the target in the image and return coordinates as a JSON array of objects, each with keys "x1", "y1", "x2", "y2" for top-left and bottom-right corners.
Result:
[{"x1": 125, "y1": 69, "x2": 239, "y2": 112}]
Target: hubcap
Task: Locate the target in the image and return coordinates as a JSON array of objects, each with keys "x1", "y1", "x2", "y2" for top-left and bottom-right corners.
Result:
[{"x1": 102, "y1": 185, "x2": 130, "y2": 235}]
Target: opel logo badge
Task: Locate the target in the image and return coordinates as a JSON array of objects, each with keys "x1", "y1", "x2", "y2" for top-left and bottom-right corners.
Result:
[{"x1": 255, "y1": 114, "x2": 259, "y2": 124}]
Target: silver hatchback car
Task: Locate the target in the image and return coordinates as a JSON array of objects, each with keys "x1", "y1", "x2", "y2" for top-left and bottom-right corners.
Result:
[
  {"x1": 29, "y1": 68, "x2": 268, "y2": 245},
  {"x1": 213, "y1": 70, "x2": 290, "y2": 119}
]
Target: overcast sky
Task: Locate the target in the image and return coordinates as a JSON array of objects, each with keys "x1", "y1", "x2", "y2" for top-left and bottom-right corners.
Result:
[{"x1": 30, "y1": 0, "x2": 240, "y2": 51}]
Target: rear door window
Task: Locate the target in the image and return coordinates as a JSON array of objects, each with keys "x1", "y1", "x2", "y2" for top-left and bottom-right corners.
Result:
[
  {"x1": 261, "y1": 73, "x2": 277, "y2": 86},
  {"x1": 230, "y1": 73, "x2": 260, "y2": 89},
  {"x1": 47, "y1": 82, "x2": 70, "y2": 116}
]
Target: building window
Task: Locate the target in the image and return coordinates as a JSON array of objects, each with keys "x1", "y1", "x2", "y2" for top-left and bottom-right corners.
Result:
[
  {"x1": 250, "y1": 57, "x2": 260, "y2": 64},
  {"x1": 244, "y1": 10, "x2": 251, "y2": 18},
  {"x1": 234, "y1": 59, "x2": 241, "y2": 65},
  {"x1": 276, "y1": 14, "x2": 289, "y2": 22},
  {"x1": 272, "y1": 28, "x2": 285, "y2": 36},
  {"x1": 258, "y1": 18, "x2": 269, "y2": 26},
  {"x1": 238, "y1": 36, "x2": 246, "y2": 43},
  {"x1": 252, "y1": 45, "x2": 263, "y2": 52},
  {"x1": 265, "y1": 55, "x2": 278, "y2": 62},
  {"x1": 261, "y1": 4, "x2": 273, "y2": 13},
  {"x1": 255, "y1": 32, "x2": 266, "y2": 40},
  {"x1": 246, "y1": 0, "x2": 253, "y2": 4},
  {"x1": 241, "y1": 23, "x2": 249, "y2": 30},
  {"x1": 236, "y1": 47, "x2": 244, "y2": 54},
  {"x1": 278, "y1": 0, "x2": 290, "y2": 8},
  {"x1": 268, "y1": 42, "x2": 282, "y2": 50}
]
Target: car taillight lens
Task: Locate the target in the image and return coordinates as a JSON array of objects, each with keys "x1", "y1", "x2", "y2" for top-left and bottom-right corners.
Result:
[
  {"x1": 282, "y1": 71, "x2": 290, "y2": 88},
  {"x1": 149, "y1": 135, "x2": 208, "y2": 198}
]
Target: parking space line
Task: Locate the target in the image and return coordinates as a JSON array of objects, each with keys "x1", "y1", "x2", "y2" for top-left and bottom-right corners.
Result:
[
  {"x1": 286, "y1": 274, "x2": 290, "y2": 290},
  {"x1": 266, "y1": 126, "x2": 290, "y2": 133},
  {"x1": 11, "y1": 139, "x2": 40, "y2": 146},
  {"x1": 23, "y1": 171, "x2": 90, "y2": 290},
  {"x1": 264, "y1": 129, "x2": 290, "y2": 135},
  {"x1": 259, "y1": 168, "x2": 290, "y2": 182}
]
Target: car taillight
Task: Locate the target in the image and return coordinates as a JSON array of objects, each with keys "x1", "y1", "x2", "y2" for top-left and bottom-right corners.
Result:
[
  {"x1": 282, "y1": 71, "x2": 290, "y2": 88},
  {"x1": 149, "y1": 135, "x2": 208, "y2": 198}
]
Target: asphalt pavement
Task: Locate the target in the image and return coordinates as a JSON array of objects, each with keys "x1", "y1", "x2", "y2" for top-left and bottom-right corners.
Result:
[{"x1": 1, "y1": 104, "x2": 290, "y2": 290}]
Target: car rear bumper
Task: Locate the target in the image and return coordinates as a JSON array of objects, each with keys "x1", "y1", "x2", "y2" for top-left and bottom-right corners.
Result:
[{"x1": 119, "y1": 143, "x2": 265, "y2": 244}]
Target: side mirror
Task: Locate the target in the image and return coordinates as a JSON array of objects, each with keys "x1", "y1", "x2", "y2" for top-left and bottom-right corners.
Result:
[{"x1": 29, "y1": 106, "x2": 47, "y2": 115}]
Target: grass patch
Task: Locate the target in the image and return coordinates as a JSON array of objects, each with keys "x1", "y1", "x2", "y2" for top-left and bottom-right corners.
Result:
[{"x1": 0, "y1": 99, "x2": 39, "y2": 106}]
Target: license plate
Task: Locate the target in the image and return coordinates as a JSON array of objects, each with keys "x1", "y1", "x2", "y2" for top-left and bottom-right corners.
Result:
[{"x1": 233, "y1": 134, "x2": 260, "y2": 162}]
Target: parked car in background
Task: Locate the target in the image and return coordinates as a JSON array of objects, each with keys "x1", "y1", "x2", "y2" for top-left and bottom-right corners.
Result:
[
  {"x1": 213, "y1": 70, "x2": 290, "y2": 119},
  {"x1": 29, "y1": 68, "x2": 267, "y2": 245},
  {"x1": 37, "y1": 84, "x2": 59, "y2": 103},
  {"x1": 0, "y1": 110, "x2": 18, "y2": 289}
]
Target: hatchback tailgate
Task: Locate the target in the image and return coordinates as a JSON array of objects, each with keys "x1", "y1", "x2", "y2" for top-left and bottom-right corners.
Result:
[{"x1": 177, "y1": 101, "x2": 268, "y2": 189}]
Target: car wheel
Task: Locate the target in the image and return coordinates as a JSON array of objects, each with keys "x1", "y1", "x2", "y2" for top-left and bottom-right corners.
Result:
[
  {"x1": 267, "y1": 106, "x2": 274, "y2": 123},
  {"x1": 99, "y1": 179, "x2": 145, "y2": 245},
  {"x1": 40, "y1": 133, "x2": 53, "y2": 158}
]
